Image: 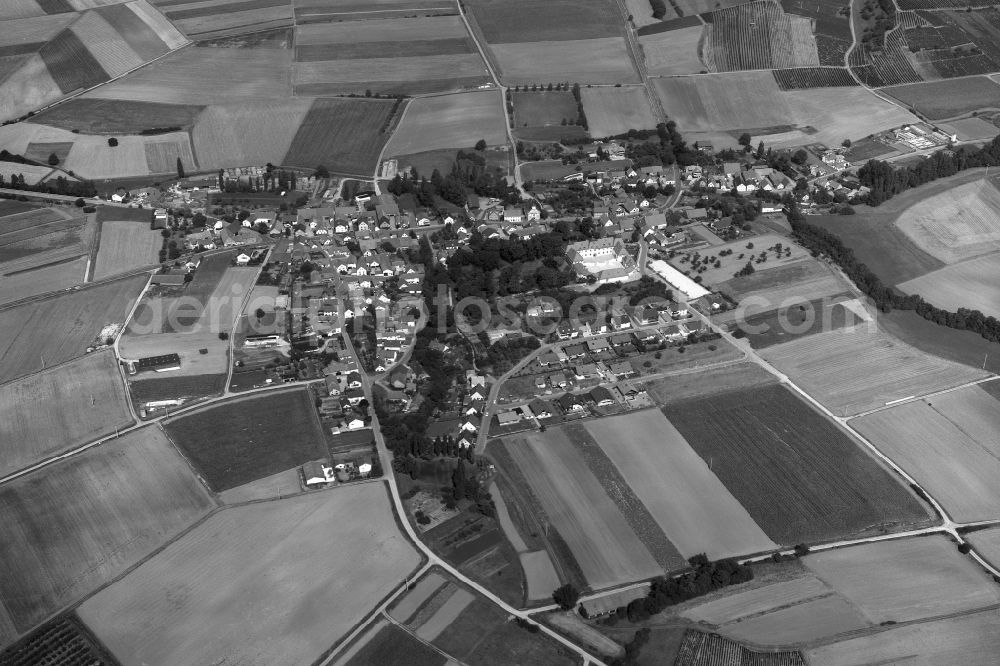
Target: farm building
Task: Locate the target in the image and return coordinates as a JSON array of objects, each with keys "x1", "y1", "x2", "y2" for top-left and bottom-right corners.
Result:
[
  {"x1": 133, "y1": 353, "x2": 181, "y2": 373},
  {"x1": 581, "y1": 587, "x2": 649, "y2": 617},
  {"x1": 648, "y1": 260, "x2": 711, "y2": 301},
  {"x1": 303, "y1": 462, "x2": 335, "y2": 485}
]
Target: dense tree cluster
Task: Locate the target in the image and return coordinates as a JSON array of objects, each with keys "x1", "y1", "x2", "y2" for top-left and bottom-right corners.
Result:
[
  {"x1": 623, "y1": 555, "x2": 753, "y2": 622},
  {"x1": 788, "y1": 203, "x2": 1000, "y2": 342},
  {"x1": 649, "y1": 0, "x2": 667, "y2": 18},
  {"x1": 387, "y1": 150, "x2": 519, "y2": 207},
  {"x1": 625, "y1": 121, "x2": 694, "y2": 167},
  {"x1": 0, "y1": 173, "x2": 96, "y2": 198},
  {"x1": 857, "y1": 136, "x2": 1000, "y2": 205}
]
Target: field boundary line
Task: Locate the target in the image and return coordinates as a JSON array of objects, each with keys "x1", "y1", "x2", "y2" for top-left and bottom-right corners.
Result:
[{"x1": 372, "y1": 99, "x2": 412, "y2": 196}]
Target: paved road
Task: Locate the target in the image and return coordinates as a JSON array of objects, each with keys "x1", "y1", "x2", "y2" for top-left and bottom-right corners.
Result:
[{"x1": 338, "y1": 330, "x2": 608, "y2": 665}]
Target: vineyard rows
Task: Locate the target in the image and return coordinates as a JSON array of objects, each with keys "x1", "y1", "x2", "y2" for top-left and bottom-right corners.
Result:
[
  {"x1": 0, "y1": 617, "x2": 113, "y2": 666},
  {"x1": 773, "y1": 67, "x2": 859, "y2": 88},
  {"x1": 711, "y1": 1, "x2": 786, "y2": 71},
  {"x1": 849, "y1": 26, "x2": 923, "y2": 87},
  {"x1": 673, "y1": 630, "x2": 805, "y2": 666},
  {"x1": 899, "y1": 0, "x2": 1000, "y2": 9}
]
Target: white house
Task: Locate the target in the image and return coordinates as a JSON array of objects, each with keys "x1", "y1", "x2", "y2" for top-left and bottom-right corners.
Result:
[
  {"x1": 303, "y1": 461, "x2": 335, "y2": 485},
  {"x1": 236, "y1": 252, "x2": 251, "y2": 265}
]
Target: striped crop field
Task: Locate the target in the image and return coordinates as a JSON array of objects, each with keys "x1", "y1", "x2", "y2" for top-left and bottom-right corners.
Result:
[
  {"x1": 153, "y1": 0, "x2": 293, "y2": 38},
  {"x1": 283, "y1": 97, "x2": 401, "y2": 175},
  {"x1": 292, "y1": 15, "x2": 489, "y2": 96},
  {"x1": 709, "y1": 0, "x2": 819, "y2": 71}
]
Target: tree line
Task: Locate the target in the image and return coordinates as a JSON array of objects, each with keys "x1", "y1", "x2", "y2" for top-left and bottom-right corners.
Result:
[
  {"x1": 787, "y1": 202, "x2": 1000, "y2": 342},
  {"x1": 857, "y1": 135, "x2": 1000, "y2": 206},
  {"x1": 386, "y1": 150, "x2": 519, "y2": 208}
]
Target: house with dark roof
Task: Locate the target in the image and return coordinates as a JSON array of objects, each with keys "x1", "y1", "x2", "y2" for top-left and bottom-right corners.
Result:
[{"x1": 589, "y1": 386, "x2": 616, "y2": 407}]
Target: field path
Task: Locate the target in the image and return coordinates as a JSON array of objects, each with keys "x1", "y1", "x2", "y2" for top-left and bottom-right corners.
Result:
[{"x1": 455, "y1": 1, "x2": 526, "y2": 197}]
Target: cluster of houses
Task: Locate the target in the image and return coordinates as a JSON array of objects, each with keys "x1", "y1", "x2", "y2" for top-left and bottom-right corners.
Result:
[
  {"x1": 681, "y1": 163, "x2": 796, "y2": 193},
  {"x1": 566, "y1": 237, "x2": 639, "y2": 284}
]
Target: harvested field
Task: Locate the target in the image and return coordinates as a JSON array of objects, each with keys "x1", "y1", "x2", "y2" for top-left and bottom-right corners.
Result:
[
  {"x1": 721, "y1": 595, "x2": 869, "y2": 645},
  {"x1": 80, "y1": 484, "x2": 421, "y2": 666},
  {"x1": 0, "y1": 54, "x2": 63, "y2": 122},
  {"x1": 92, "y1": 220, "x2": 162, "y2": 280},
  {"x1": 0, "y1": 159, "x2": 53, "y2": 185},
  {"x1": 584, "y1": 411, "x2": 776, "y2": 559},
  {"x1": 968, "y1": 526, "x2": 1000, "y2": 569},
  {"x1": 384, "y1": 90, "x2": 506, "y2": 156},
  {"x1": 805, "y1": 536, "x2": 1000, "y2": 623},
  {"x1": 719, "y1": 257, "x2": 847, "y2": 307},
  {"x1": 761, "y1": 325, "x2": 988, "y2": 415},
  {"x1": 164, "y1": 388, "x2": 327, "y2": 491},
  {"x1": 0, "y1": 425, "x2": 213, "y2": 635},
  {"x1": 639, "y1": 25, "x2": 705, "y2": 75},
  {"x1": 642, "y1": 362, "x2": 778, "y2": 404},
  {"x1": 283, "y1": 97, "x2": 398, "y2": 175},
  {"x1": 0, "y1": 14, "x2": 76, "y2": 47},
  {"x1": 806, "y1": 609, "x2": 1000, "y2": 665},
  {"x1": 0, "y1": 256, "x2": 87, "y2": 306},
  {"x1": 491, "y1": 38, "x2": 639, "y2": 85},
  {"x1": 293, "y1": 54, "x2": 488, "y2": 96},
  {"x1": 217, "y1": 466, "x2": 300, "y2": 503},
  {"x1": 499, "y1": 431, "x2": 664, "y2": 589},
  {"x1": 893, "y1": 176, "x2": 1000, "y2": 264},
  {"x1": 70, "y1": 10, "x2": 144, "y2": 78},
  {"x1": 61, "y1": 134, "x2": 152, "y2": 179},
  {"x1": 885, "y1": 76, "x2": 1000, "y2": 120},
  {"x1": 0, "y1": 274, "x2": 145, "y2": 383},
  {"x1": 466, "y1": 0, "x2": 623, "y2": 43},
  {"x1": 191, "y1": 98, "x2": 310, "y2": 171},
  {"x1": 654, "y1": 74, "x2": 918, "y2": 146},
  {"x1": 82, "y1": 47, "x2": 293, "y2": 104},
  {"x1": 520, "y1": 551, "x2": 560, "y2": 602},
  {"x1": 682, "y1": 575, "x2": 831, "y2": 625},
  {"x1": 580, "y1": 86, "x2": 658, "y2": 137},
  {"x1": 345, "y1": 623, "x2": 444, "y2": 666},
  {"x1": 851, "y1": 385, "x2": 1000, "y2": 522},
  {"x1": 662, "y1": 384, "x2": 932, "y2": 545},
  {"x1": 0, "y1": 351, "x2": 133, "y2": 477},
  {"x1": 942, "y1": 116, "x2": 1000, "y2": 141},
  {"x1": 899, "y1": 254, "x2": 1000, "y2": 317}
]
